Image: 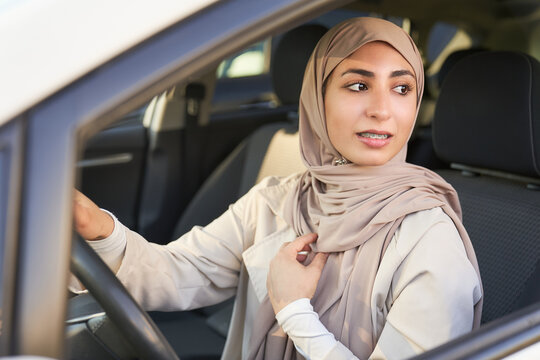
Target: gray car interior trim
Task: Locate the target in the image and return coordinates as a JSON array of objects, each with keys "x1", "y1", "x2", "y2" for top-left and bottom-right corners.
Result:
[
  {"x1": 414, "y1": 302, "x2": 540, "y2": 359},
  {"x1": 76, "y1": 153, "x2": 133, "y2": 168},
  {"x1": 65, "y1": 312, "x2": 106, "y2": 325},
  {"x1": 0, "y1": 119, "x2": 24, "y2": 356}
]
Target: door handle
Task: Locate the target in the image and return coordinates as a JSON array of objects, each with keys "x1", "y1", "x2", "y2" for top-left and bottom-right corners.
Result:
[{"x1": 77, "y1": 153, "x2": 133, "y2": 168}]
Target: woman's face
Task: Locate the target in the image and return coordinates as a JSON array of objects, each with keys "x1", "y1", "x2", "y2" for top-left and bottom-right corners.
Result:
[{"x1": 324, "y1": 41, "x2": 417, "y2": 166}]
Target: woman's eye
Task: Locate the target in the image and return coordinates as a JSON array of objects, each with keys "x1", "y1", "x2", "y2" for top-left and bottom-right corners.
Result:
[
  {"x1": 393, "y1": 85, "x2": 410, "y2": 95},
  {"x1": 346, "y1": 83, "x2": 367, "y2": 92}
]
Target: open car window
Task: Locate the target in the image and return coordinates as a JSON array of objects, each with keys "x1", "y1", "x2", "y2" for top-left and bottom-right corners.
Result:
[{"x1": 217, "y1": 40, "x2": 271, "y2": 79}]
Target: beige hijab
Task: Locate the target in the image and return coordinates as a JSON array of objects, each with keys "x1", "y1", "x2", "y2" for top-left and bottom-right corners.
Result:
[{"x1": 249, "y1": 17, "x2": 482, "y2": 359}]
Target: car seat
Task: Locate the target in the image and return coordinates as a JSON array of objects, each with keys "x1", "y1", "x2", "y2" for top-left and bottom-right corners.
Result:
[
  {"x1": 436, "y1": 48, "x2": 486, "y2": 89},
  {"x1": 407, "y1": 48, "x2": 485, "y2": 169},
  {"x1": 432, "y1": 50, "x2": 540, "y2": 324},
  {"x1": 172, "y1": 24, "x2": 327, "y2": 239}
]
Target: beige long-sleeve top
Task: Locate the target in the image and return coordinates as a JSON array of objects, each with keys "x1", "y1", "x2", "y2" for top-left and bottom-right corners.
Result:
[{"x1": 74, "y1": 174, "x2": 482, "y2": 359}]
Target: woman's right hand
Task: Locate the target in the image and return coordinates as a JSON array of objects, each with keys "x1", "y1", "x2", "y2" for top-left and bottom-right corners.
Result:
[{"x1": 73, "y1": 189, "x2": 114, "y2": 241}]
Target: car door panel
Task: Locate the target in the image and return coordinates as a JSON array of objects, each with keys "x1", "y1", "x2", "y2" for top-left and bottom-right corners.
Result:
[{"x1": 80, "y1": 119, "x2": 147, "y2": 230}]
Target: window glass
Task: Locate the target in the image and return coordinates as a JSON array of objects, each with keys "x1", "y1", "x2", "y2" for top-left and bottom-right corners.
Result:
[
  {"x1": 214, "y1": 12, "x2": 409, "y2": 80},
  {"x1": 530, "y1": 23, "x2": 540, "y2": 61},
  {"x1": 426, "y1": 22, "x2": 473, "y2": 80},
  {"x1": 427, "y1": 22, "x2": 459, "y2": 63},
  {"x1": 217, "y1": 40, "x2": 269, "y2": 78},
  {"x1": 107, "y1": 104, "x2": 148, "y2": 128},
  {"x1": 309, "y1": 10, "x2": 405, "y2": 32}
]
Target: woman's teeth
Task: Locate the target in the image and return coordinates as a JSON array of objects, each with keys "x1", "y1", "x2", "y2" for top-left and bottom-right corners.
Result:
[{"x1": 359, "y1": 132, "x2": 389, "y2": 139}]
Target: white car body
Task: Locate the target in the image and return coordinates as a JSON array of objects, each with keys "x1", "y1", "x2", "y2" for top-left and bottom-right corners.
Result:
[{"x1": 0, "y1": 0, "x2": 216, "y2": 125}]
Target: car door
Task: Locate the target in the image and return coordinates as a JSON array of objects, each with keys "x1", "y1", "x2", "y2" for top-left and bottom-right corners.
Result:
[{"x1": 79, "y1": 106, "x2": 148, "y2": 230}]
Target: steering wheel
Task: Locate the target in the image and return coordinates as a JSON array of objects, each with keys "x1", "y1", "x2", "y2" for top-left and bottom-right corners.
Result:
[{"x1": 70, "y1": 234, "x2": 180, "y2": 360}]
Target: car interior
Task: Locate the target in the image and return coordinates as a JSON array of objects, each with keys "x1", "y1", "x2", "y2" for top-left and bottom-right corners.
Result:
[{"x1": 67, "y1": 1, "x2": 540, "y2": 359}]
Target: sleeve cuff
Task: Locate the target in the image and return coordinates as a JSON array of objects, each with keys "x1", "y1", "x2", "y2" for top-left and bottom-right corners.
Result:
[
  {"x1": 275, "y1": 298, "x2": 339, "y2": 360},
  {"x1": 86, "y1": 209, "x2": 127, "y2": 273},
  {"x1": 276, "y1": 298, "x2": 313, "y2": 326},
  {"x1": 87, "y1": 209, "x2": 121, "y2": 247}
]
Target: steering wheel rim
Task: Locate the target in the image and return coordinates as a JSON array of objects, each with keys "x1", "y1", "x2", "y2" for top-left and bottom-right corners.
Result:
[{"x1": 70, "y1": 234, "x2": 180, "y2": 360}]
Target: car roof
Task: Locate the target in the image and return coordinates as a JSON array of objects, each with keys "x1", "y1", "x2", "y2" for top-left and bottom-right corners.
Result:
[{"x1": 0, "y1": 0, "x2": 218, "y2": 126}]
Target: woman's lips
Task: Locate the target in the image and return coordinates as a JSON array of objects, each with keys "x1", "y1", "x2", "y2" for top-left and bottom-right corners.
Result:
[{"x1": 356, "y1": 131, "x2": 392, "y2": 148}]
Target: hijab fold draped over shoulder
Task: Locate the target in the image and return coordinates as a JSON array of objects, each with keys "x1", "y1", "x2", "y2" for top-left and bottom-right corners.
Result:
[{"x1": 248, "y1": 17, "x2": 482, "y2": 359}]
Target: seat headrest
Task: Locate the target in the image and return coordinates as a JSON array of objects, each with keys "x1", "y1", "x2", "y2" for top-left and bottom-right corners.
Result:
[
  {"x1": 433, "y1": 51, "x2": 540, "y2": 178},
  {"x1": 437, "y1": 48, "x2": 486, "y2": 88},
  {"x1": 271, "y1": 24, "x2": 328, "y2": 105}
]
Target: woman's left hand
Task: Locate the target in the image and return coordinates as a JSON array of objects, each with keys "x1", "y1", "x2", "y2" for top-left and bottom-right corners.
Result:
[{"x1": 267, "y1": 233, "x2": 329, "y2": 314}]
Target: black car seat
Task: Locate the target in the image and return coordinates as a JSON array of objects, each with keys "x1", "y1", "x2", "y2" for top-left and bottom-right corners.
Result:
[
  {"x1": 271, "y1": 24, "x2": 328, "y2": 108},
  {"x1": 432, "y1": 50, "x2": 540, "y2": 324},
  {"x1": 436, "y1": 48, "x2": 486, "y2": 89},
  {"x1": 407, "y1": 48, "x2": 486, "y2": 169}
]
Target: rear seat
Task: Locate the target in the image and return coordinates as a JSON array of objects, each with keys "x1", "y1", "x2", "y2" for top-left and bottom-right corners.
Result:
[{"x1": 432, "y1": 50, "x2": 540, "y2": 324}]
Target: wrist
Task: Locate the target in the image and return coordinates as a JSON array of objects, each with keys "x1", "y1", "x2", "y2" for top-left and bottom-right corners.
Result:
[
  {"x1": 275, "y1": 298, "x2": 311, "y2": 321},
  {"x1": 272, "y1": 299, "x2": 294, "y2": 315},
  {"x1": 88, "y1": 209, "x2": 114, "y2": 240}
]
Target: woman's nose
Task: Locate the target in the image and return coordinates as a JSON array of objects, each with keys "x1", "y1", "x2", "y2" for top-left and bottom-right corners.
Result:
[{"x1": 365, "y1": 90, "x2": 391, "y2": 121}]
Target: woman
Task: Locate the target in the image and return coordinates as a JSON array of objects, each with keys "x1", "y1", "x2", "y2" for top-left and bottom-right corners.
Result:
[{"x1": 73, "y1": 17, "x2": 483, "y2": 359}]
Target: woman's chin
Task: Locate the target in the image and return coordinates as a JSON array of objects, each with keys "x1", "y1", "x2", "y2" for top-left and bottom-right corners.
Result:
[{"x1": 348, "y1": 154, "x2": 392, "y2": 167}]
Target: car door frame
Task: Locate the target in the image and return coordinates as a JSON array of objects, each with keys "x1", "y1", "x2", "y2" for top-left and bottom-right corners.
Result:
[{"x1": 2, "y1": 0, "x2": 351, "y2": 357}]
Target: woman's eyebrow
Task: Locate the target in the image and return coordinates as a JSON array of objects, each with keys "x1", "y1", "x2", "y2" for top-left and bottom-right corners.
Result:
[
  {"x1": 341, "y1": 69, "x2": 374, "y2": 77},
  {"x1": 391, "y1": 69, "x2": 415, "y2": 78},
  {"x1": 341, "y1": 69, "x2": 415, "y2": 79}
]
